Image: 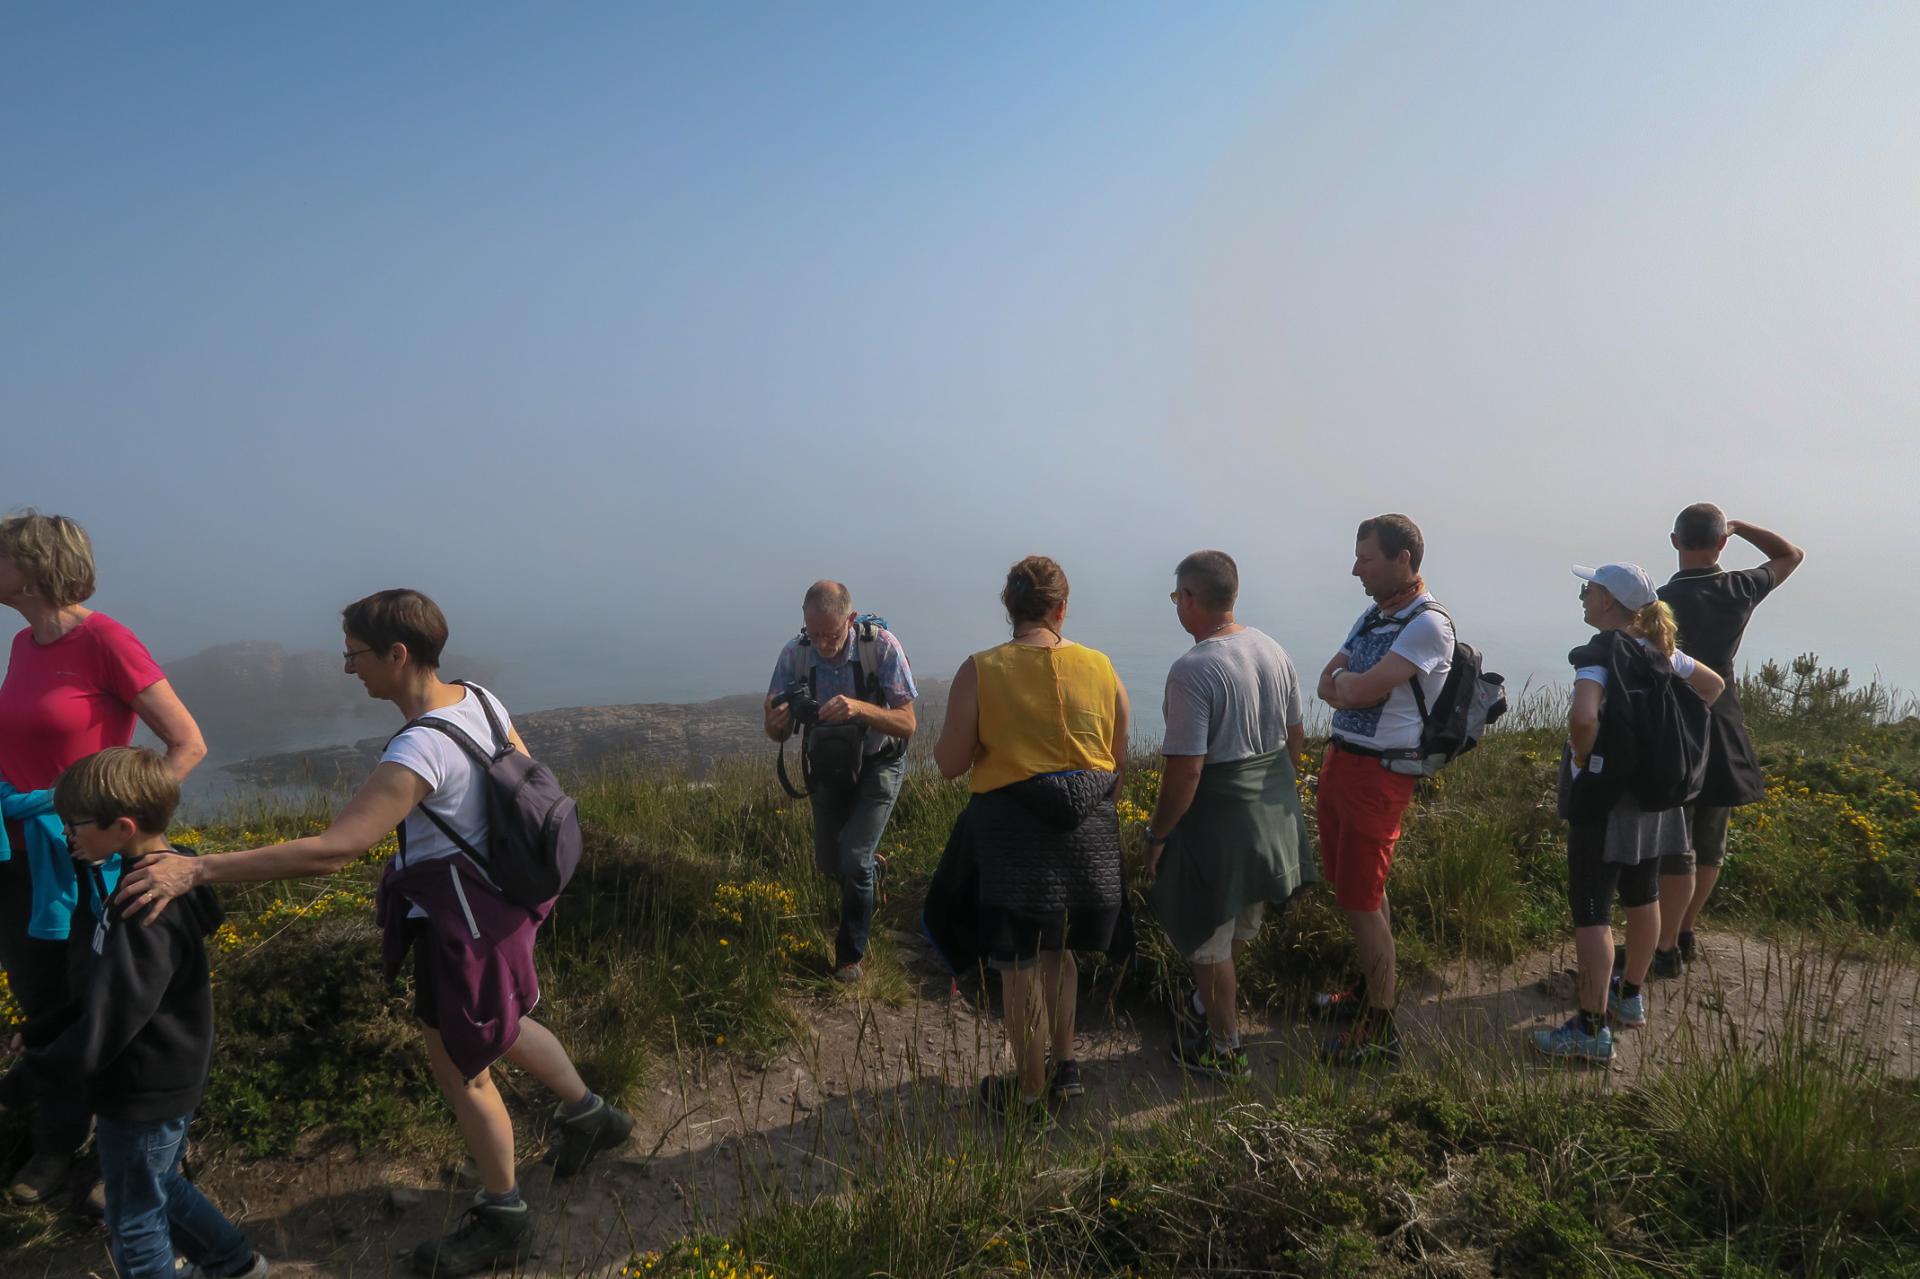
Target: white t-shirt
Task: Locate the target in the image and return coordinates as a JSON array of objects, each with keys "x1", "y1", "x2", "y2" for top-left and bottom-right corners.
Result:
[
  {"x1": 1161, "y1": 628, "x2": 1304, "y2": 764},
  {"x1": 381, "y1": 684, "x2": 516, "y2": 872},
  {"x1": 1330, "y1": 595, "x2": 1455, "y2": 752}
]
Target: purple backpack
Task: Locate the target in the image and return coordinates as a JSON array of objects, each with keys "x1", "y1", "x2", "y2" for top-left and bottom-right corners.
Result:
[{"x1": 393, "y1": 682, "x2": 581, "y2": 909}]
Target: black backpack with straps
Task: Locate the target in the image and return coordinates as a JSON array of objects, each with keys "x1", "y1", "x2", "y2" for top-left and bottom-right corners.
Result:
[
  {"x1": 392, "y1": 682, "x2": 582, "y2": 910},
  {"x1": 1354, "y1": 601, "x2": 1508, "y2": 776}
]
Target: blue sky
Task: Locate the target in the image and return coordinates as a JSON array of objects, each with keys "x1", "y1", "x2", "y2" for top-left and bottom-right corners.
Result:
[{"x1": 6, "y1": 3, "x2": 1917, "y2": 727}]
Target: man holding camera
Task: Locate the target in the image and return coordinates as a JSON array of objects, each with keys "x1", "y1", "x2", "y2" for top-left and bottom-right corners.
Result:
[{"x1": 764, "y1": 581, "x2": 918, "y2": 983}]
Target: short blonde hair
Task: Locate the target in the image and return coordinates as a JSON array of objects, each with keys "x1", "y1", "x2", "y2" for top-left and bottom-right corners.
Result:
[
  {"x1": 0, "y1": 509, "x2": 97, "y2": 606},
  {"x1": 54, "y1": 747, "x2": 180, "y2": 835}
]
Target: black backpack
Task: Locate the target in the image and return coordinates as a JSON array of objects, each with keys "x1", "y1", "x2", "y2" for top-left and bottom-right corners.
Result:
[
  {"x1": 1355, "y1": 602, "x2": 1508, "y2": 776},
  {"x1": 1563, "y1": 632, "x2": 1711, "y2": 819},
  {"x1": 1625, "y1": 654, "x2": 1712, "y2": 812},
  {"x1": 392, "y1": 682, "x2": 582, "y2": 909}
]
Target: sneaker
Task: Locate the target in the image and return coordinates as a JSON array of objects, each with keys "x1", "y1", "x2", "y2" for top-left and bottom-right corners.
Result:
[
  {"x1": 7, "y1": 1151, "x2": 70, "y2": 1205},
  {"x1": 1048, "y1": 1059, "x2": 1086, "y2": 1101},
  {"x1": 1320, "y1": 1019, "x2": 1404, "y2": 1068},
  {"x1": 547, "y1": 1094, "x2": 634, "y2": 1177},
  {"x1": 832, "y1": 961, "x2": 864, "y2": 984},
  {"x1": 179, "y1": 1253, "x2": 271, "y2": 1278},
  {"x1": 1307, "y1": 983, "x2": 1367, "y2": 1023},
  {"x1": 1533, "y1": 1016, "x2": 1614, "y2": 1063},
  {"x1": 1170, "y1": 1032, "x2": 1252, "y2": 1080},
  {"x1": 1677, "y1": 930, "x2": 1698, "y2": 965},
  {"x1": 1650, "y1": 947, "x2": 1685, "y2": 980},
  {"x1": 409, "y1": 1200, "x2": 532, "y2": 1277},
  {"x1": 975, "y1": 1076, "x2": 1055, "y2": 1132},
  {"x1": 1608, "y1": 976, "x2": 1647, "y2": 1029}
]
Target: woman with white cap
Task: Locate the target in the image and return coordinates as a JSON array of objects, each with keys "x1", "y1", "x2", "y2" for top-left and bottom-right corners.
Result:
[{"x1": 1536, "y1": 562, "x2": 1724, "y2": 1062}]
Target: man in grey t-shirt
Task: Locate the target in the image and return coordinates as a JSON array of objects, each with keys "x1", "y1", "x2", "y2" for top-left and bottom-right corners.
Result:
[{"x1": 1145, "y1": 551, "x2": 1306, "y2": 1079}]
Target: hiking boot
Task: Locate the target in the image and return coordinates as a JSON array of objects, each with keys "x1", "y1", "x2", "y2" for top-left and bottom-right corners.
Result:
[
  {"x1": 7, "y1": 1151, "x2": 70, "y2": 1205},
  {"x1": 179, "y1": 1253, "x2": 271, "y2": 1278},
  {"x1": 1608, "y1": 975, "x2": 1647, "y2": 1030},
  {"x1": 410, "y1": 1199, "x2": 532, "y2": 1276},
  {"x1": 1650, "y1": 947, "x2": 1685, "y2": 980},
  {"x1": 1170, "y1": 1031, "x2": 1252, "y2": 1081},
  {"x1": 832, "y1": 961, "x2": 864, "y2": 984},
  {"x1": 976, "y1": 1076, "x2": 1055, "y2": 1133},
  {"x1": 1677, "y1": 930, "x2": 1698, "y2": 965},
  {"x1": 1533, "y1": 1016, "x2": 1613, "y2": 1063},
  {"x1": 547, "y1": 1094, "x2": 634, "y2": 1177},
  {"x1": 1308, "y1": 982, "x2": 1367, "y2": 1023},
  {"x1": 1320, "y1": 1019, "x2": 1403, "y2": 1068},
  {"x1": 1048, "y1": 1059, "x2": 1086, "y2": 1101}
]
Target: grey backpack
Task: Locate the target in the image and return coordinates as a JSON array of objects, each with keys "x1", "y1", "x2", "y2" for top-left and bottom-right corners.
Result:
[{"x1": 393, "y1": 682, "x2": 582, "y2": 909}]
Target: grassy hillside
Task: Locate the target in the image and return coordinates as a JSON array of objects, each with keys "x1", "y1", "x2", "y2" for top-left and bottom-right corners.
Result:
[{"x1": 3, "y1": 656, "x2": 1917, "y2": 1275}]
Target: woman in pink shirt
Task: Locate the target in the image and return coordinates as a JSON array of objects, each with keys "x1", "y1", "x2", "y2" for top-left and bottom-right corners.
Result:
[{"x1": 0, "y1": 510, "x2": 206, "y2": 1205}]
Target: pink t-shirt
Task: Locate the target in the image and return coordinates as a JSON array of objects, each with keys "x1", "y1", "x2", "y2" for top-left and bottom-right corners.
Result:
[{"x1": 0, "y1": 613, "x2": 166, "y2": 790}]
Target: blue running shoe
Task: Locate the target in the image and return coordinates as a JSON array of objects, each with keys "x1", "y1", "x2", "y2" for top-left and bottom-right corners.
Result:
[
  {"x1": 1533, "y1": 1016, "x2": 1613, "y2": 1063},
  {"x1": 1608, "y1": 976, "x2": 1647, "y2": 1029}
]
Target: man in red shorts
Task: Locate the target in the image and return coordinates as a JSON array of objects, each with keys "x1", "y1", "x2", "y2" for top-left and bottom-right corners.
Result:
[{"x1": 1313, "y1": 514, "x2": 1453, "y2": 1066}]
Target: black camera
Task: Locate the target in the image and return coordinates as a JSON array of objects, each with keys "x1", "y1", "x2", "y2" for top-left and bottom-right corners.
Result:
[{"x1": 772, "y1": 681, "x2": 820, "y2": 728}]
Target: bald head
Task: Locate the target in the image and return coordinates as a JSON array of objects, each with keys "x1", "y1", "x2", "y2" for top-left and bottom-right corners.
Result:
[{"x1": 803, "y1": 580, "x2": 852, "y2": 620}]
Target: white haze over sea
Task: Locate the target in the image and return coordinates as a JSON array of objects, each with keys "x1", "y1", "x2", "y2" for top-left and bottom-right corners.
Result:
[{"x1": 6, "y1": 2, "x2": 1917, "y2": 768}]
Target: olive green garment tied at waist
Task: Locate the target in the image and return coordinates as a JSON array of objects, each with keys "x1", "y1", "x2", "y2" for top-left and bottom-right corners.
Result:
[{"x1": 1147, "y1": 748, "x2": 1319, "y2": 958}]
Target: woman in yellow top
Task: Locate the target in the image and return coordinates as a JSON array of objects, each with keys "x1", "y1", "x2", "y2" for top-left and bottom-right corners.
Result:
[{"x1": 934, "y1": 556, "x2": 1130, "y2": 1123}]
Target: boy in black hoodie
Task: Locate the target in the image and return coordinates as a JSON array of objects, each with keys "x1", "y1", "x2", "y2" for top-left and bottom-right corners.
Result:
[{"x1": 0, "y1": 747, "x2": 266, "y2": 1278}]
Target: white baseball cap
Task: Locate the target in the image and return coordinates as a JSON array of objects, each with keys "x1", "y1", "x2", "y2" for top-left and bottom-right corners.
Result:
[{"x1": 1573, "y1": 563, "x2": 1658, "y2": 611}]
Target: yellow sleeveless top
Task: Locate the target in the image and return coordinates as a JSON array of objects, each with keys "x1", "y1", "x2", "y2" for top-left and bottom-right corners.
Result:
[{"x1": 970, "y1": 641, "x2": 1120, "y2": 793}]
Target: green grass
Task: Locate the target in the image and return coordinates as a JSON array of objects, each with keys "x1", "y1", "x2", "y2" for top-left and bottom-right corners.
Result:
[{"x1": 4, "y1": 656, "x2": 1919, "y2": 1274}]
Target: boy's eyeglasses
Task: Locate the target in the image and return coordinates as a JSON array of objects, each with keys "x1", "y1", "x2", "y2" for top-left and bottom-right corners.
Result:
[
  {"x1": 342, "y1": 647, "x2": 375, "y2": 663},
  {"x1": 62, "y1": 817, "x2": 114, "y2": 838}
]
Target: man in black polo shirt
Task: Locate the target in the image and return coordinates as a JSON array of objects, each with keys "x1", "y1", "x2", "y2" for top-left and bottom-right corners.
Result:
[{"x1": 1652, "y1": 503, "x2": 1804, "y2": 975}]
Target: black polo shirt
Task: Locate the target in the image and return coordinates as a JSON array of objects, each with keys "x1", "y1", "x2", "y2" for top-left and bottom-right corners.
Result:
[{"x1": 1658, "y1": 566, "x2": 1774, "y2": 806}]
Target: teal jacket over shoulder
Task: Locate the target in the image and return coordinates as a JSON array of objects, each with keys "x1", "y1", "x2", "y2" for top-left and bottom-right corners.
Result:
[
  {"x1": 1147, "y1": 749, "x2": 1318, "y2": 957},
  {"x1": 0, "y1": 783, "x2": 119, "y2": 941}
]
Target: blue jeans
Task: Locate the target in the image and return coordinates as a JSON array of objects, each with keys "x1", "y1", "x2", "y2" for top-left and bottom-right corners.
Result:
[
  {"x1": 810, "y1": 752, "x2": 906, "y2": 966},
  {"x1": 96, "y1": 1113, "x2": 254, "y2": 1279}
]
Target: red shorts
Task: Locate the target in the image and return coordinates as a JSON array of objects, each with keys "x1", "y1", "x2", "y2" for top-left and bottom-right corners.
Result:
[{"x1": 1315, "y1": 744, "x2": 1418, "y2": 912}]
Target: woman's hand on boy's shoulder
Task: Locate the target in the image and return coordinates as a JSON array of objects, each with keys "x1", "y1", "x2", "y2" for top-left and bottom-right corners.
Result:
[{"x1": 115, "y1": 850, "x2": 202, "y2": 925}]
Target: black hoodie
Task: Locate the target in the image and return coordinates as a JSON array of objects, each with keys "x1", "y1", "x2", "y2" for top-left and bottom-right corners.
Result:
[{"x1": 1, "y1": 848, "x2": 225, "y2": 1123}]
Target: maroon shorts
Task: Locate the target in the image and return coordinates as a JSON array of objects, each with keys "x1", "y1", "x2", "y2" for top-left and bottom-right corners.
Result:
[{"x1": 1315, "y1": 744, "x2": 1418, "y2": 912}]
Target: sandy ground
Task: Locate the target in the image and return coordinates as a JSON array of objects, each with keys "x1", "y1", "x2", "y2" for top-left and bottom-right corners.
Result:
[{"x1": 12, "y1": 926, "x2": 1918, "y2": 1278}]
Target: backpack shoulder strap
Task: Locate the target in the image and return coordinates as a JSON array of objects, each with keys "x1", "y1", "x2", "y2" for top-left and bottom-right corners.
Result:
[
  {"x1": 448, "y1": 681, "x2": 512, "y2": 757},
  {"x1": 1395, "y1": 602, "x2": 1452, "y2": 725},
  {"x1": 854, "y1": 620, "x2": 885, "y2": 704}
]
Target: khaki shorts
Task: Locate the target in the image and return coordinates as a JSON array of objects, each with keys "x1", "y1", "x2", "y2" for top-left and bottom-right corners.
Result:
[
  {"x1": 1189, "y1": 902, "x2": 1265, "y2": 965},
  {"x1": 1660, "y1": 805, "x2": 1732, "y2": 875}
]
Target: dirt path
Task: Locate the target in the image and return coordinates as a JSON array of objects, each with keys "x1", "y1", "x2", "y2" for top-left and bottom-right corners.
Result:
[{"x1": 14, "y1": 929, "x2": 1919, "y2": 1279}]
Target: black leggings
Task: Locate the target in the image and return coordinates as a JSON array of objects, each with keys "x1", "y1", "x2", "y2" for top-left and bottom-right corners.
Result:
[
  {"x1": 1566, "y1": 819, "x2": 1659, "y2": 929},
  {"x1": 0, "y1": 826, "x2": 91, "y2": 1154}
]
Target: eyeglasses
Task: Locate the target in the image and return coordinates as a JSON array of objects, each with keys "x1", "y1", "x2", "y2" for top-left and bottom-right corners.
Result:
[
  {"x1": 1169, "y1": 589, "x2": 1187, "y2": 604},
  {"x1": 342, "y1": 646, "x2": 376, "y2": 664},
  {"x1": 62, "y1": 817, "x2": 113, "y2": 838},
  {"x1": 1578, "y1": 584, "x2": 1592, "y2": 601}
]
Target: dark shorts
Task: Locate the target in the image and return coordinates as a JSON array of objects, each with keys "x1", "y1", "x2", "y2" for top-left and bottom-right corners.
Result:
[
  {"x1": 1567, "y1": 820, "x2": 1660, "y2": 929},
  {"x1": 981, "y1": 905, "x2": 1118, "y2": 971},
  {"x1": 1659, "y1": 806, "x2": 1732, "y2": 876}
]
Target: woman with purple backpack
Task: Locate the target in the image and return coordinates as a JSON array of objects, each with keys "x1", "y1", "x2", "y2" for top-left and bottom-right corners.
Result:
[{"x1": 116, "y1": 589, "x2": 632, "y2": 1278}]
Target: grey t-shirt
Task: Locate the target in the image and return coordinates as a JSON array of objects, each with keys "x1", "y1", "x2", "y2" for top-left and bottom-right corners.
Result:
[{"x1": 1161, "y1": 627, "x2": 1304, "y2": 763}]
